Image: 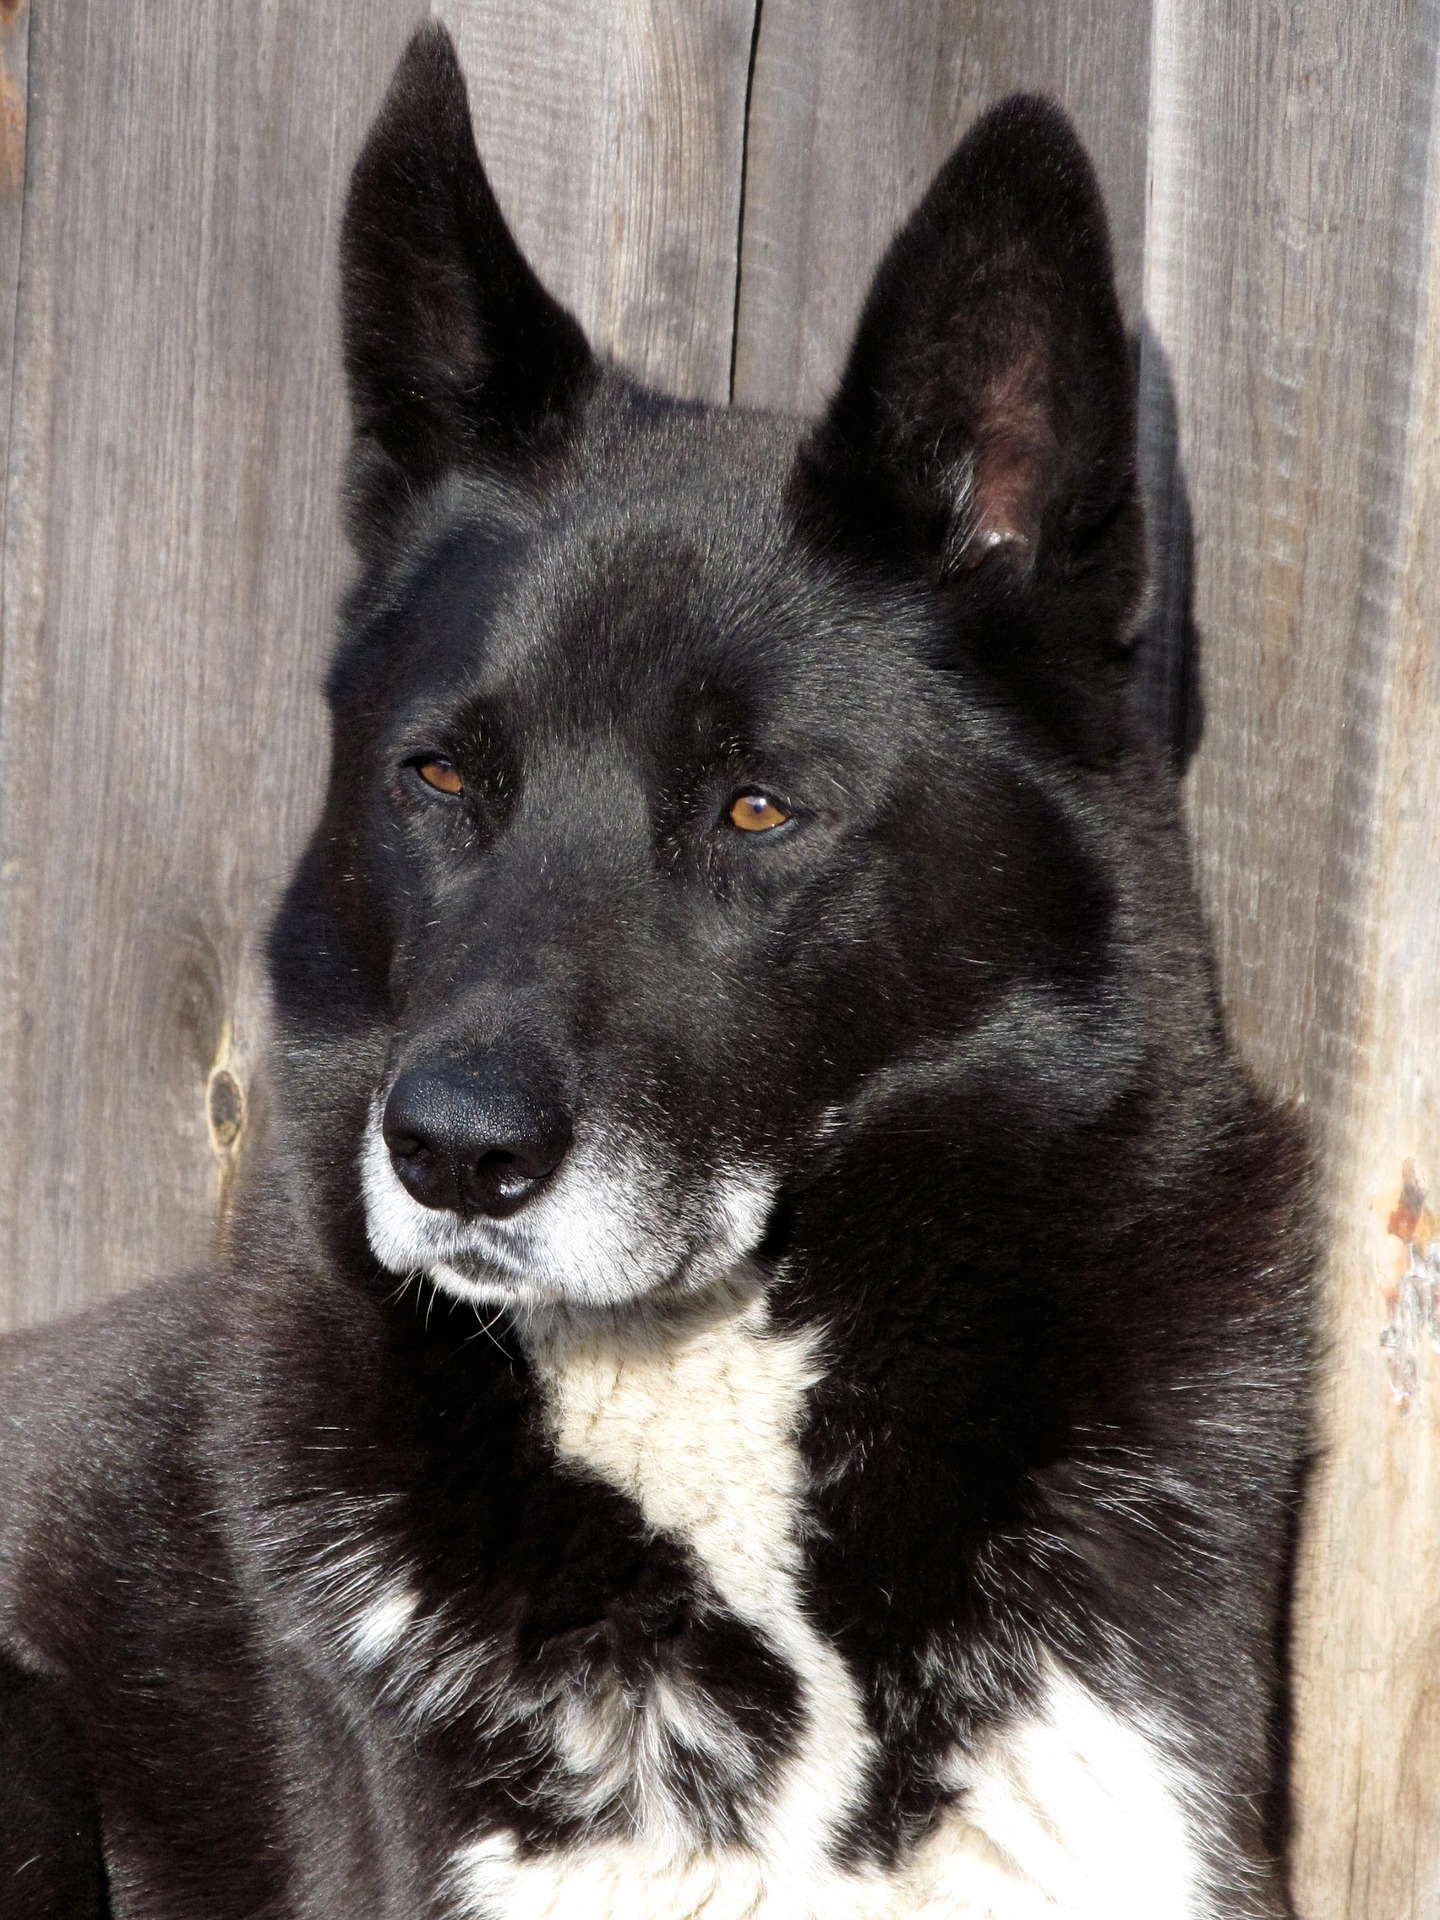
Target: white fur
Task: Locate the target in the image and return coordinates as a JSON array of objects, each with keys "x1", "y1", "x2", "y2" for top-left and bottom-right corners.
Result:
[
  {"x1": 448, "y1": 1279, "x2": 1220, "y2": 1920},
  {"x1": 450, "y1": 1676, "x2": 1217, "y2": 1920},
  {"x1": 258, "y1": 1495, "x2": 425, "y2": 1679},
  {"x1": 347, "y1": 1580, "x2": 421, "y2": 1667},
  {"x1": 359, "y1": 1098, "x2": 776, "y2": 1310},
  {"x1": 524, "y1": 1274, "x2": 878, "y2": 1881},
  {"x1": 941, "y1": 1668, "x2": 1215, "y2": 1919}
]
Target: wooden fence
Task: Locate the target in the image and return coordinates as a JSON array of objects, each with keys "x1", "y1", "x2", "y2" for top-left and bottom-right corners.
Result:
[{"x1": 1, "y1": 1, "x2": 1437, "y2": 1912}]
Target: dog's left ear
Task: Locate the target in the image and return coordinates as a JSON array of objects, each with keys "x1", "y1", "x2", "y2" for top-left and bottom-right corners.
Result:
[
  {"x1": 340, "y1": 23, "x2": 595, "y2": 553},
  {"x1": 794, "y1": 97, "x2": 1144, "y2": 708}
]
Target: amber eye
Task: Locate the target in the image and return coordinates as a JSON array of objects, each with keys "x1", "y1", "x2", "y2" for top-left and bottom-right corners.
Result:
[
  {"x1": 728, "y1": 792, "x2": 790, "y2": 833},
  {"x1": 415, "y1": 756, "x2": 463, "y2": 796}
]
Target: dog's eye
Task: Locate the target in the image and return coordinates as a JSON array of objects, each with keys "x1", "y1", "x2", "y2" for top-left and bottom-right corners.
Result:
[
  {"x1": 414, "y1": 756, "x2": 463, "y2": 796},
  {"x1": 728, "y1": 793, "x2": 790, "y2": 833}
]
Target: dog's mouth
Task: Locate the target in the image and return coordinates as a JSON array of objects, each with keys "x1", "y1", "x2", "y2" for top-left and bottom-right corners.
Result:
[{"x1": 358, "y1": 1100, "x2": 778, "y2": 1311}]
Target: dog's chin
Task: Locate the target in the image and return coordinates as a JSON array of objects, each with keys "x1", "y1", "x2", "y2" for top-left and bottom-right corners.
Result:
[{"x1": 358, "y1": 1117, "x2": 779, "y2": 1315}]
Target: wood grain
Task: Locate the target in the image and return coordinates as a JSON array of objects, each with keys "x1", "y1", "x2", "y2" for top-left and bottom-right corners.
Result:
[
  {"x1": 1143, "y1": 0, "x2": 1440, "y2": 1911},
  {"x1": 0, "y1": 0, "x2": 28, "y2": 569},
  {"x1": 731, "y1": 0, "x2": 1153, "y2": 418},
  {"x1": 0, "y1": 1, "x2": 428, "y2": 1331},
  {"x1": 1146, "y1": 0, "x2": 1437, "y2": 1114},
  {"x1": 438, "y1": 0, "x2": 757, "y2": 403},
  {"x1": 1287, "y1": 62, "x2": 1440, "y2": 1914}
]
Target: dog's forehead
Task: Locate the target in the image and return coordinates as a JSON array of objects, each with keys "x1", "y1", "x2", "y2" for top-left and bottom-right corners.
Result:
[{"x1": 411, "y1": 403, "x2": 934, "y2": 747}]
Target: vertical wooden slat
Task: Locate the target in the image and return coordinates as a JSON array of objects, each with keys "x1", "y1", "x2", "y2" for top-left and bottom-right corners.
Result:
[
  {"x1": 1145, "y1": 0, "x2": 1438, "y2": 1116},
  {"x1": 731, "y1": 0, "x2": 1153, "y2": 418},
  {"x1": 0, "y1": 0, "x2": 28, "y2": 544},
  {"x1": 1143, "y1": 1, "x2": 1440, "y2": 1912},
  {"x1": 1288, "y1": 61, "x2": 1440, "y2": 1917},
  {"x1": 438, "y1": 0, "x2": 757, "y2": 404},
  {"x1": 0, "y1": 3, "x2": 428, "y2": 1332}
]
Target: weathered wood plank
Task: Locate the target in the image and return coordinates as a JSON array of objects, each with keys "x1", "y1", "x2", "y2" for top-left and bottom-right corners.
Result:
[
  {"x1": 731, "y1": 0, "x2": 1152, "y2": 417},
  {"x1": 438, "y1": 0, "x2": 756, "y2": 403},
  {"x1": 1145, "y1": 0, "x2": 1437, "y2": 1117},
  {"x1": 1287, "y1": 79, "x2": 1440, "y2": 1917},
  {"x1": 1143, "y1": 1, "x2": 1440, "y2": 1912},
  {"x1": 0, "y1": 0, "x2": 28, "y2": 553},
  {"x1": 0, "y1": 2, "x2": 428, "y2": 1332}
]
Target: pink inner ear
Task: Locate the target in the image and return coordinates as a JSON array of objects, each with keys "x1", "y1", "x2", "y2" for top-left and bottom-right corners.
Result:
[{"x1": 964, "y1": 348, "x2": 1058, "y2": 564}]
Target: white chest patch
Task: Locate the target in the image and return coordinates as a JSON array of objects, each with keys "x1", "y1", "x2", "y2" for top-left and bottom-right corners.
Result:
[
  {"x1": 447, "y1": 1278, "x2": 1216, "y2": 1920},
  {"x1": 524, "y1": 1280, "x2": 878, "y2": 1880}
]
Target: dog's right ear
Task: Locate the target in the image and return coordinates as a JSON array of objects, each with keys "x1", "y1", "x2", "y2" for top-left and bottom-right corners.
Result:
[{"x1": 340, "y1": 24, "x2": 594, "y2": 552}]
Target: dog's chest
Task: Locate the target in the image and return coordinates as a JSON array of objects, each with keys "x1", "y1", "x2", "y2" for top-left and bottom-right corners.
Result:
[
  {"x1": 529, "y1": 1294, "x2": 832, "y2": 1682},
  {"x1": 520, "y1": 1297, "x2": 877, "y2": 1867},
  {"x1": 438, "y1": 1296, "x2": 1212, "y2": 1920}
]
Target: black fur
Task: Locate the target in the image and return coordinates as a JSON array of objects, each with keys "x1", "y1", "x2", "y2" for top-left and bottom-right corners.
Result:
[
  {"x1": 0, "y1": 24, "x2": 1313, "y2": 1918},
  {"x1": 0, "y1": 1655, "x2": 108, "y2": 1919}
]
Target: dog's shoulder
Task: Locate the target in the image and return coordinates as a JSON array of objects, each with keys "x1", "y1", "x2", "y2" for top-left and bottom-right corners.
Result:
[{"x1": 0, "y1": 1274, "x2": 246, "y2": 1683}]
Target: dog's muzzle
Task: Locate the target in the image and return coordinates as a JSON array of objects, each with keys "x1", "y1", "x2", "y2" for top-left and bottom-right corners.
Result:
[{"x1": 359, "y1": 1075, "x2": 780, "y2": 1312}]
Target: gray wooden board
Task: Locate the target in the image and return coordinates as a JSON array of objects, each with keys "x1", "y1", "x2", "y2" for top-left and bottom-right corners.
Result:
[
  {"x1": 0, "y1": 0, "x2": 29, "y2": 579},
  {"x1": 1149, "y1": 0, "x2": 1439, "y2": 1117},
  {"x1": 1143, "y1": 0, "x2": 1440, "y2": 1911},
  {"x1": 0, "y1": 0, "x2": 429, "y2": 1330},
  {"x1": 439, "y1": 0, "x2": 757, "y2": 404},
  {"x1": 731, "y1": 0, "x2": 1153, "y2": 418}
]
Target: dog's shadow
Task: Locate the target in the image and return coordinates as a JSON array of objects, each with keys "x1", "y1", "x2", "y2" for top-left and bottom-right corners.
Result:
[{"x1": 1133, "y1": 321, "x2": 1204, "y2": 775}]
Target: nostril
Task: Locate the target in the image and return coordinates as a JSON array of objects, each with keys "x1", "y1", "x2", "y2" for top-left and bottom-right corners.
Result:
[
  {"x1": 461, "y1": 1106, "x2": 572, "y2": 1216},
  {"x1": 381, "y1": 1064, "x2": 572, "y2": 1219},
  {"x1": 473, "y1": 1148, "x2": 523, "y2": 1201}
]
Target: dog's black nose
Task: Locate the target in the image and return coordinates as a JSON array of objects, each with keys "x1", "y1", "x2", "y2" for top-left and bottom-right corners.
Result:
[{"x1": 382, "y1": 1066, "x2": 573, "y2": 1218}]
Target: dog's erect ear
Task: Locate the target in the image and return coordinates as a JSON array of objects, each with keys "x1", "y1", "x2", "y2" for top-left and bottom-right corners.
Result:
[
  {"x1": 795, "y1": 97, "x2": 1143, "y2": 674},
  {"x1": 340, "y1": 24, "x2": 594, "y2": 549}
]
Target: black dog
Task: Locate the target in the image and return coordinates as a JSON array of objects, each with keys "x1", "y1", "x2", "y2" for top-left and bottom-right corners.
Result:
[{"x1": 0, "y1": 25, "x2": 1313, "y2": 1919}]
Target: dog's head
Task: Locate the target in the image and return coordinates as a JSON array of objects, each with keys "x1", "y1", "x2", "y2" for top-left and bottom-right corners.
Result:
[{"x1": 269, "y1": 25, "x2": 1148, "y2": 1314}]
